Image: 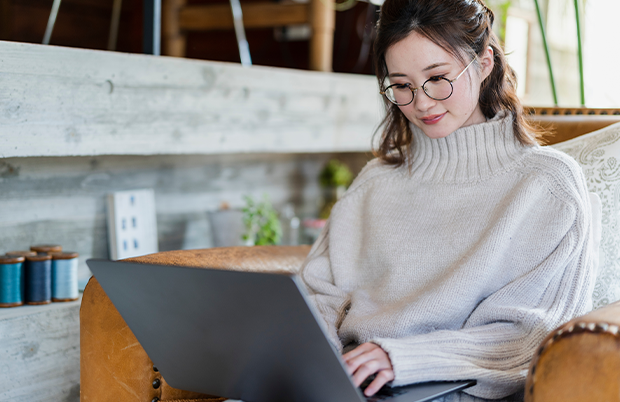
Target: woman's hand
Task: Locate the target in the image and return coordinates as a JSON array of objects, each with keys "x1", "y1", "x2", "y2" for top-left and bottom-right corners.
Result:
[{"x1": 342, "y1": 342, "x2": 395, "y2": 396}]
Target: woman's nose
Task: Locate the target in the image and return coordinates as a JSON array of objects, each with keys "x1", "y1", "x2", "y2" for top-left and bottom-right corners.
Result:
[{"x1": 414, "y1": 88, "x2": 437, "y2": 111}]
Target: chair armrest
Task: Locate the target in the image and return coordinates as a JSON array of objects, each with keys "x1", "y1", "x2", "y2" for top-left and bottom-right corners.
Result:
[
  {"x1": 525, "y1": 301, "x2": 620, "y2": 402},
  {"x1": 80, "y1": 245, "x2": 310, "y2": 402},
  {"x1": 524, "y1": 107, "x2": 620, "y2": 145}
]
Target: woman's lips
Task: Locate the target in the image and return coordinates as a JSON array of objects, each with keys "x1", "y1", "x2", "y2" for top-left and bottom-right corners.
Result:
[{"x1": 420, "y1": 112, "x2": 446, "y2": 125}]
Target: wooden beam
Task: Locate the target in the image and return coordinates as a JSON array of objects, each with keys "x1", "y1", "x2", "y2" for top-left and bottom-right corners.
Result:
[
  {"x1": 309, "y1": 0, "x2": 335, "y2": 71},
  {"x1": 162, "y1": 0, "x2": 187, "y2": 57},
  {"x1": 0, "y1": 41, "x2": 382, "y2": 158},
  {"x1": 178, "y1": 2, "x2": 309, "y2": 31}
]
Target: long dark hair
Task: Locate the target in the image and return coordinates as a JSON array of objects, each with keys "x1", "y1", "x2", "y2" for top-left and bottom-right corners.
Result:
[{"x1": 373, "y1": 0, "x2": 541, "y2": 166}]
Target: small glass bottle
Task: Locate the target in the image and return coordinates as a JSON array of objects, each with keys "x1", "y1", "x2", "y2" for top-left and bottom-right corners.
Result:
[{"x1": 281, "y1": 203, "x2": 300, "y2": 246}]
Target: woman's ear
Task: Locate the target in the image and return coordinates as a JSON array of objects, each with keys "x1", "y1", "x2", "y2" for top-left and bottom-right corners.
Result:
[{"x1": 479, "y1": 46, "x2": 494, "y2": 80}]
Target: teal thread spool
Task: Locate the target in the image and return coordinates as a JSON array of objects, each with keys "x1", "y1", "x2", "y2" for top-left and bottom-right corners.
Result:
[
  {"x1": 50, "y1": 252, "x2": 79, "y2": 302},
  {"x1": 6, "y1": 251, "x2": 36, "y2": 303},
  {"x1": 0, "y1": 256, "x2": 26, "y2": 307},
  {"x1": 25, "y1": 254, "x2": 52, "y2": 305}
]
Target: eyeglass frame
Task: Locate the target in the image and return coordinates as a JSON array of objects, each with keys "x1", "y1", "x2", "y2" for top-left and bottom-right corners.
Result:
[{"x1": 379, "y1": 56, "x2": 478, "y2": 106}]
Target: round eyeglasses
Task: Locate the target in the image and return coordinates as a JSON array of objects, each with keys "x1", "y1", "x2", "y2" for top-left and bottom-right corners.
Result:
[{"x1": 380, "y1": 57, "x2": 477, "y2": 106}]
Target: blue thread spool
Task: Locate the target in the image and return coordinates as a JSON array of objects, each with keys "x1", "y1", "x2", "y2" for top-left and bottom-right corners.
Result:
[
  {"x1": 50, "y1": 252, "x2": 79, "y2": 302},
  {"x1": 25, "y1": 254, "x2": 52, "y2": 305},
  {"x1": 30, "y1": 244, "x2": 62, "y2": 255},
  {"x1": 6, "y1": 251, "x2": 37, "y2": 302},
  {"x1": 0, "y1": 256, "x2": 25, "y2": 307}
]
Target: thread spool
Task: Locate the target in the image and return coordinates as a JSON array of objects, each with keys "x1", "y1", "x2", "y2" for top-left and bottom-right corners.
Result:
[
  {"x1": 25, "y1": 254, "x2": 52, "y2": 305},
  {"x1": 6, "y1": 251, "x2": 37, "y2": 258},
  {"x1": 30, "y1": 245, "x2": 62, "y2": 255},
  {"x1": 0, "y1": 256, "x2": 25, "y2": 307},
  {"x1": 5, "y1": 251, "x2": 35, "y2": 304},
  {"x1": 50, "y1": 252, "x2": 79, "y2": 302}
]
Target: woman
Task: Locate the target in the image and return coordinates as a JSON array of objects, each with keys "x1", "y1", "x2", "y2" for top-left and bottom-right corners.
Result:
[{"x1": 300, "y1": 0, "x2": 596, "y2": 401}]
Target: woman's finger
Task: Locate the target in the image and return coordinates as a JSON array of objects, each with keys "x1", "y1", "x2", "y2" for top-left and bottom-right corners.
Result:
[
  {"x1": 342, "y1": 343, "x2": 394, "y2": 390},
  {"x1": 351, "y1": 357, "x2": 392, "y2": 387},
  {"x1": 343, "y1": 343, "x2": 380, "y2": 374},
  {"x1": 363, "y1": 369, "x2": 395, "y2": 396},
  {"x1": 351, "y1": 359, "x2": 382, "y2": 387},
  {"x1": 342, "y1": 343, "x2": 377, "y2": 362},
  {"x1": 344, "y1": 348, "x2": 380, "y2": 374}
]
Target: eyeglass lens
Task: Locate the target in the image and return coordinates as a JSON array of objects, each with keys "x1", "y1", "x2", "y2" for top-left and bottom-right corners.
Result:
[{"x1": 385, "y1": 77, "x2": 453, "y2": 105}]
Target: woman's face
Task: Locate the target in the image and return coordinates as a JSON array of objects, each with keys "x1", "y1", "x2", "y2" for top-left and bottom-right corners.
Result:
[{"x1": 385, "y1": 31, "x2": 494, "y2": 139}]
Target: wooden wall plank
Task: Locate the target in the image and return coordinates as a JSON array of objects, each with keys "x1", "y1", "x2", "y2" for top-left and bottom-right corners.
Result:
[{"x1": 0, "y1": 41, "x2": 382, "y2": 158}]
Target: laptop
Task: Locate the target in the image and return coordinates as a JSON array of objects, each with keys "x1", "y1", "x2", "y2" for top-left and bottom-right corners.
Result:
[{"x1": 87, "y1": 259, "x2": 476, "y2": 402}]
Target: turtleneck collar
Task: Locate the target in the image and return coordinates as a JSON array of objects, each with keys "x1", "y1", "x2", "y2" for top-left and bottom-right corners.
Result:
[{"x1": 406, "y1": 111, "x2": 534, "y2": 183}]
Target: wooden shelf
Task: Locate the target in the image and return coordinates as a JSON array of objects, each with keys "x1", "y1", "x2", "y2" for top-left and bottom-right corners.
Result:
[
  {"x1": 0, "y1": 41, "x2": 382, "y2": 158},
  {"x1": 0, "y1": 296, "x2": 80, "y2": 318}
]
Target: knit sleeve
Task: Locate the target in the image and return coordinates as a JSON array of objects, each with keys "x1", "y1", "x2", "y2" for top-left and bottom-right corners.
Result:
[
  {"x1": 371, "y1": 171, "x2": 596, "y2": 400},
  {"x1": 299, "y1": 220, "x2": 350, "y2": 353},
  {"x1": 299, "y1": 159, "x2": 389, "y2": 352}
]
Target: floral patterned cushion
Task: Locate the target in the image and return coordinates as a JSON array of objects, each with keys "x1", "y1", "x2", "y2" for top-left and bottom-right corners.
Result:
[{"x1": 552, "y1": 122, "x2": 620, "y2": 308}]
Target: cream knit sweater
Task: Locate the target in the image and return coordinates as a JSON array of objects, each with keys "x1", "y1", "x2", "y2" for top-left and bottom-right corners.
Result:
[{"x1": 300, "y1": 113, "x2": 596, "y2": 401}]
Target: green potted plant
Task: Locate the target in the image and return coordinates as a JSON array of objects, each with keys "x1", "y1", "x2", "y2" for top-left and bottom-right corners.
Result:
[
  {"x1": 241, "y1": 195, "x2": 282, "y2": 246},
  {"x1": 318, "y1": 159, "x2": 353, "y2": 219}
]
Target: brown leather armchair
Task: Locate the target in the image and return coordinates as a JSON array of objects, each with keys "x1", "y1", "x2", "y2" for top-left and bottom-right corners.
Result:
[{"x1": 81, "y1": 108, "x2": 620, "y2": 402}]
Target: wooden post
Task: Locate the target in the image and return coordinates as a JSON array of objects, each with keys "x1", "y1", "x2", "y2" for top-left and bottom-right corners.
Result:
[
  {"x1": 163, "y1": 0, "x2": 187, "y2": 57},
  {"x1": 309, "y1": 0, "x2": 335, "y2": 72}
]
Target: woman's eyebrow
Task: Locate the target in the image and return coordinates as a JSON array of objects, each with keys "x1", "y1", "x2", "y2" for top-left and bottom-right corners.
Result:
[
  {"x1": 423, "y1": 62, "x2": 450, "y2": 71},
  {"x1": 387, "y1": 62, "x2": 451, "y2": 78}
]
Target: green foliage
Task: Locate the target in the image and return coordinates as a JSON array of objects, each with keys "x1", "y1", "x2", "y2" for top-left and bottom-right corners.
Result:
[
  {"x1": 318, "y1": 160, "x2": 353, "y2": 219},
  {"x1": 242, "y1": 195, "x2": 282, "y2": 246},
  {"x1": 485, "y1": 0, "x2": 512, "y2": 45},
  {"x1": 319, "y1": 159, "x2": 353, "y2": 188}
]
